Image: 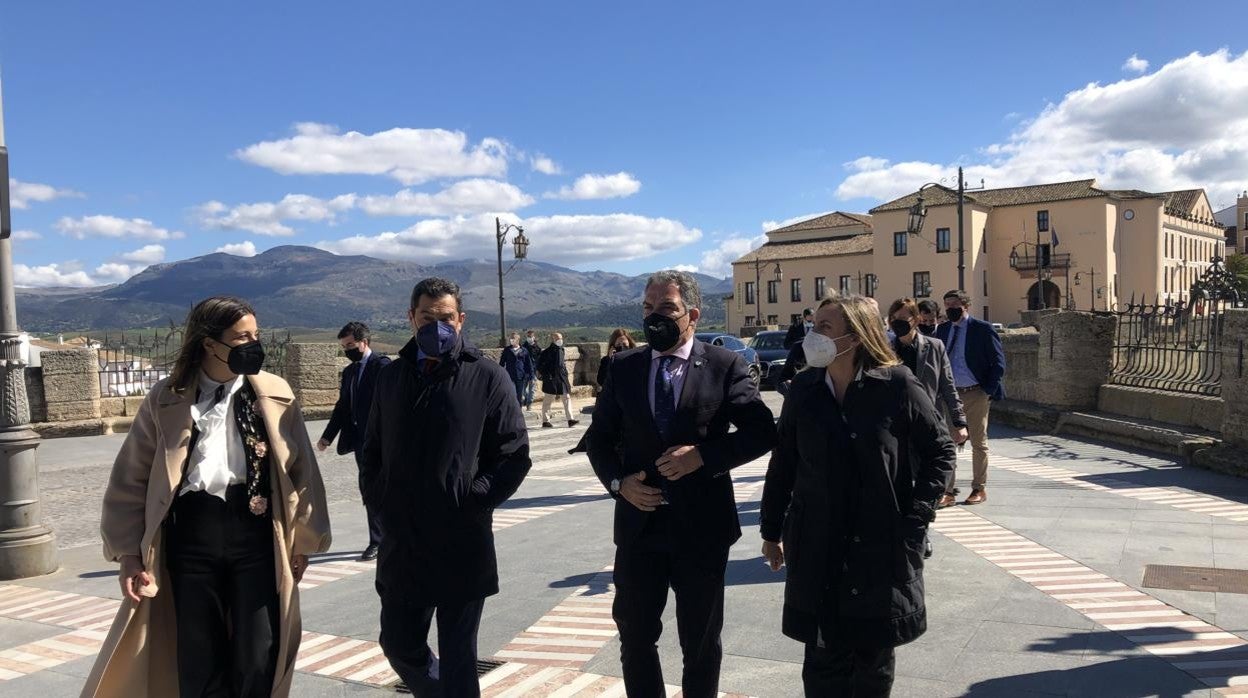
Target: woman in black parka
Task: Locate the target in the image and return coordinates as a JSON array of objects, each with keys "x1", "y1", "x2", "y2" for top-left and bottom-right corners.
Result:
[{"x1": 760, "y1": 292, "x2": 955, "y2": 697}]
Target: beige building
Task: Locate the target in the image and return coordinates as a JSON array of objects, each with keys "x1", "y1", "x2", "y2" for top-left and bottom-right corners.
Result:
[
  {"x1": 726, "y1": 212, "x2": 873, "y2": 335},
  {"x1": 1215, "y1": 191, "x2": 1248, "y2": 255}
]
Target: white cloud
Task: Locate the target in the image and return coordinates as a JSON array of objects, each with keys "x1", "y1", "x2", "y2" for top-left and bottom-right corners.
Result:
[
  {"x1": 193, "y1": 193, "x2": 357, "y2": 236},
  {"x1": 834, "y1": 50, "x2": 1248, "y2": 207},
  {"x1": 317, "y1": 212, "x2": 700, "y2": 265},
  {"x1": 531, "y1": 155, "x2": 562, "y2": 175},
  {"x1": 92, "y1": 263, "x2": 140, "y2": 284},
  {"x1": 236, "y1": 123, "x2": 509, "y2": 185},
  {"x1": 358, "y1": 180, "x2": 533, "y2": 217},
  {"x1": 13, "y1": 262, "x2": 95, "y2": 288},
  {"x1": 545, "y1": 172, "x2": 641, "y2": 200},
  {"x1": 9, "y1": 179, "x2": 82, "y2": 209},
  {"x1": 215, "y1": 241, "x2": 258, "y2": 257},
  {"x1": 1123, "y1": 54, "x2": 1149, "y2": 73},
  {"x1": 697, "y1": 234, "x2": 767, "y2": 278},
  {"x1": 11, "y1": 230, "x2": 41, "y2": 241},
  {"x1": 118, "y1": 244, "x2": 165, "y2": 265},
  {"x1": 55, "y1": 215, "x2": 184, "y2": 241},
  {"x1": 671, "y1": 264, "x2": 700, "y2": 273},
  {"x1": 762, "y1": 211, "x2": 833, "y2": 232}
]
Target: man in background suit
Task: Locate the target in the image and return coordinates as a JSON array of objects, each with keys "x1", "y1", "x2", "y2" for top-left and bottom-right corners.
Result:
[
  {"x1": 318, "y1": 321, "x2": 391, "y2": 560},
  {"x1": 935, "y1": 290, "x2": 1006, "y2": 506},
  {"x1": 586, "y1": 270, "x2": 776, "y2": 698}
]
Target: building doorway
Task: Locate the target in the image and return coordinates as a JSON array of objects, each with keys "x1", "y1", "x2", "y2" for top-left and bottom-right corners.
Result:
[{"x1": 1026, "y1": 280, "x2": 1062, "y2": 310}]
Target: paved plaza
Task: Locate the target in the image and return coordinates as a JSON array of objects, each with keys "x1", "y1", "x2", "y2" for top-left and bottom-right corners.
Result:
[{"x1": 2, "y1": 392, "x2": 1248, "y2": 696}]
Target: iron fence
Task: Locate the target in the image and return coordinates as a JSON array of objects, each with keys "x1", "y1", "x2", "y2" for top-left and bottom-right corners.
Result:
[
  {"x1": 88, "y1": 329, "x2": 293, "y2": 397},
  {"x1": 1108, "y1": 256, "x2": 1242, "y2": 397}
]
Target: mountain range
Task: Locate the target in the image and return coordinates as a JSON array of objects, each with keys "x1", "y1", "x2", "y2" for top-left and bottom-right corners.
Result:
[{"x1": 14, "y1": 246, "x2": 732, "y2": 334}]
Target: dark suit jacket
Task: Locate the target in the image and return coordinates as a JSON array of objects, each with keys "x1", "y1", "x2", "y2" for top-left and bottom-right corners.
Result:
[
  {"x1": 585, "y1": 340, "x2": 777, "y2": 550},
  {"x1": 895, "y1": 334, "x2": 966, "y2": 427},
  {"x1": 321, "y1": 352, "x2": 392, "y2": 455},
  {"x1": 935, "y1": 317, "x2": 1006, "y2": 401}
]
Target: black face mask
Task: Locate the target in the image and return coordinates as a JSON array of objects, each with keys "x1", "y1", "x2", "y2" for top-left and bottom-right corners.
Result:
[
  {"x1": 215, "y1": 339, "x2": 265, "y2": 376},
  {"x1": 344, "y1": 347, "x2": 364, "y2": 363},
  {"x1": 614, "y1": 343, "x2": 629, "y2": 352},
  {"x1": 889, "y1": 319, "x2": 913, "y2": 337},
  {"x1": 946, "y1": 307, "x2": 964, "y2": 323},
  {"x1": 918, "y1": 323, "x2": 936, "y2": 336},
  {"x1": 643, "y1": 312, "x2": 686, "y2": 353}
]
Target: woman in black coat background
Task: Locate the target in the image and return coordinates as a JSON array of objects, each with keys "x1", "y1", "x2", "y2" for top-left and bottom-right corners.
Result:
[
  {"x1": 595, "y1": 327, "x2": 637, "y2": 392},
  {"x1": 760, "y1": 293, "x2": 955, "y2": 697}
]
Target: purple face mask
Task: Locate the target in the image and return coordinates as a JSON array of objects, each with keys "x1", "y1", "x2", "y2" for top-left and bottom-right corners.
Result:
[{"x1": 417, "y1": 320, "x2": 458, "y2": 356}]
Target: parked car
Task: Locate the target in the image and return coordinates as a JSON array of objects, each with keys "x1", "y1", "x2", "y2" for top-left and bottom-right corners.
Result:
[
  {"x1": 748, "y1": 330, "x2": 789, "y2": 389},
  {"x1": 694, "y1": 332, "x2": 761, "y2": 384},
  {"x1": 991, "y1": 322, "x2": 1005, "y2": 332}
]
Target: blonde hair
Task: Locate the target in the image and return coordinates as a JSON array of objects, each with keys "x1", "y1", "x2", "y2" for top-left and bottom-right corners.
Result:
[{"x1": 818, "y1": 293, "x2": 899, "y2": 370}]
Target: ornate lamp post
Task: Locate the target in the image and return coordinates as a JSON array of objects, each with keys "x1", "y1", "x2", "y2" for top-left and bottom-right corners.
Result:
[
  {"x1": 1074, "y1": 267, "x2": 1101, "y2": 311},
  {"x1": 905, "y1": 167, "x2": 985, "y2": 291},
  {"x1": 0, "y1": 74, "x2": 57, "y2": 578},
  {"x1": 495, "y1": 217, "x2": 529, "y2": 348}
]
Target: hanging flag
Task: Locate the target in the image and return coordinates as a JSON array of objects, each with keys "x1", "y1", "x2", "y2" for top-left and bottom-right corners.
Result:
[{"x1": 1051, "y1": 225, "x2": 1060, "y2": 249}]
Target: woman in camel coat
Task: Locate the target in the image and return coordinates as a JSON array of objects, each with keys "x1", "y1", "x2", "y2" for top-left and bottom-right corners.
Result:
[{"x1": 82, "y1": 296, "x2": 332, "y2": 697}]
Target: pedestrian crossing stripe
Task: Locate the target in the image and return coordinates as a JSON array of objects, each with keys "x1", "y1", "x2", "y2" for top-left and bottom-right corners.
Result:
[{"x1": 932, "y1": 508, "x2": 1248, "y2": 694}]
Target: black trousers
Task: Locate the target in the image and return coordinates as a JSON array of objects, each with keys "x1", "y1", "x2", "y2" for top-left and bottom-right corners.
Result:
[
  {"x1": 612, "y1": 525, "x2": 729, "y2": 698},
  {"x1": 379, "y1": 596, "x2": 485, "y2": 698},
  {"x1": 353, "y1": 450, "x2": 384, "y2": 547},
  {"x1": 166, "y1": 486, "x2": 279, "y2": 698},
  {"x1": 802, "y1": 642, "x2": 896, "y2": 697}
]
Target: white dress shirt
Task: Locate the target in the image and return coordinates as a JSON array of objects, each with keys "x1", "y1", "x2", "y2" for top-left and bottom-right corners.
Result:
[{"x1": 181, "y1": 372, "x2": 247, "y2": 500}]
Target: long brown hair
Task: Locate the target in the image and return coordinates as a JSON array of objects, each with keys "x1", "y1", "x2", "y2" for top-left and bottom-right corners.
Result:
[
  {"x1": 606, "y1": 328, "x2": 636, "y2": 355},
  {"x1": 169, "y1": 296, "x2": 256, "y2": 392},
  {"x1": 819, "y1": 293, "x2": 900, "y2": 370}
]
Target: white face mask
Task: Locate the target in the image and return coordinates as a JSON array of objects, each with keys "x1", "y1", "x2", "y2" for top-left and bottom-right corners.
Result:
[
  {"x1": 804, "y1": 331, "x2": 854, "y2": 368},
  {"x1": 509, "y1": 339, "x2": 520, "y2": 347},
  {"x1": 804, "y1": 321, "x2": 814, "y2": 330},
  {"x1": 555, "y1": 339, "x2": 564, "y2": 347}
]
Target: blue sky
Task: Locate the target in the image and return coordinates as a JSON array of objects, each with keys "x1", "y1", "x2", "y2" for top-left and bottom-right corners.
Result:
[{"x1": 2, "y1": 1, "x2": 1246, "y2": 286}]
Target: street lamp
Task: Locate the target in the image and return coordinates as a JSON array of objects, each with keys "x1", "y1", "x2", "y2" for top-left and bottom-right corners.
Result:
[
  {"x1": 752, "y1": 258, "x2": 782, "y2": 328},
  {"x1": 905, "y1": 167, "x2": 985, "y2": 291},
  {"x1": 0, "y1": 74, "x2": 57, "y2": 578},
  {"x1": 495, "y1": 217, "x2": 529, "y2": 348},
  {"x1": 1009, "y1": 240, "x2": 1054, "y2": 310},
  {"x1": 1074, "y1": 267, "x2": 1100, "y2": 311}
]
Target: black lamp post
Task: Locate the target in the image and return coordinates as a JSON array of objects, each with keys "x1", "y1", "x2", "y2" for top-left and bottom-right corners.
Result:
[
  {"x1": 1074, "y1": 267, "x2": 1100, "y2": 311},
  {"x1": 905, "y1": 167, "x2": 985, "y2": 292},
  {"x1": 1009, "y1": 241, "x2": 1053, "y2": 310},
  {"x1": 752, "y1": 258, "x2": 782, "y2": 328},
  {"x1": 495, "y1": 217, "x2": 529, "y2": 348}
]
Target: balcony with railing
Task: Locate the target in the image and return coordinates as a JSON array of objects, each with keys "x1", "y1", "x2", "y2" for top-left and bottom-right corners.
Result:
[{"x1": 1009, "y1": 252, "x2": 1072, "y2": 272}]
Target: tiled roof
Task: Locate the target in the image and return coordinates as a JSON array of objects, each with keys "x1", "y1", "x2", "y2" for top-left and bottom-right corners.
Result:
[
  {"x1": 733, "y1": 233, "x2": 873, "y2": 265},
  {"x1": 870, "y1": 179, "x2": 1109, "y2": 213},
  {"x1": 768, "y1": 211, "x2": 873, "y2": 235},
  {"x1": 1161, "y1": 189, "x2": 1202, "y2": 214}
]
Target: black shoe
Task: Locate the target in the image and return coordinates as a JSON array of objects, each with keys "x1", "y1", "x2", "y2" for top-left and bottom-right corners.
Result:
[
  {"x1": 568, "y1": 419, "x2": 580, "y2": 427},
  {"x1": 359, "y1": 544, "x2": 379, "y2": 562},
  {"x1": 923, "y1": 536, "x2": 934, "y2": 560},
  {"x1": 542, "y1": 421, "x2": 554, "y2": 428}
]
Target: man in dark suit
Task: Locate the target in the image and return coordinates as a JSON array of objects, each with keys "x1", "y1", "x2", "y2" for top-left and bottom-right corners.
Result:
[
  {"x1": 935, "y1": 290, "x2": 1006, "y2": 506},
  {"x1": 318, "y1": 321, "x2": 391, "y2": 560},
  {"x1": 783, "y1": 307, "x2": 814, "y2": 349},
  {"x1": 586, "y1": 270, "x2": 776, "y2": 698}
]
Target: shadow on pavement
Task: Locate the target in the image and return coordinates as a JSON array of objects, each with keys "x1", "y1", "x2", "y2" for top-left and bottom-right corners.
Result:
[{"x1": 500, "y1": 493, "x2": 606, "y2": 510}]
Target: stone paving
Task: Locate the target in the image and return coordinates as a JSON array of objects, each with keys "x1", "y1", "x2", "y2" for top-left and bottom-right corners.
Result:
[{"x1": 6, "y1": 392, "x2": 1248, "y2": 695}]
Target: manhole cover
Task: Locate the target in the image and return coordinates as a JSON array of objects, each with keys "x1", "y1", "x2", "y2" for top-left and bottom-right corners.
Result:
[
  {"x1": 1142, "y1": 564, "x2": 1248, "y2": 594},
  {"x1": 393, "y1": 659, "x2": 508, "y2": 692}
]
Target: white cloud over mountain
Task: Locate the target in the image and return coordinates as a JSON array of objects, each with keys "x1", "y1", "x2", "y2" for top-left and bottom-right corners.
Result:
[
  {"x1": 215, "y1": 241, "x2": 258, "y2": 257},
  {"x1": 194, "y1": 194, "x2": 358, "y2": 236},
  {"x1": 358, "y1": 180, "x2": 533, "y2": 217},
  {"x1": 9, "y1": 179, "x2": 82, "y2": 209},
  {"x1": 55, "y1": 215, "x2": 184, "y2": 241}
]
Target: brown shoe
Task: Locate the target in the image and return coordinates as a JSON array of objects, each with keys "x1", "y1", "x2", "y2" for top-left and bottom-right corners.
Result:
[
  {"x1": 937, "y1": 494, "x2": 957, "y2": 508},
  {"x1": 963, "y1": 488, "x2": 987, "y2": 505}
]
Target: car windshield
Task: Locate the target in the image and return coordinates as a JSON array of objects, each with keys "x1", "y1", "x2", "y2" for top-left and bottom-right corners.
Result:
[{"x1": 751, "y1": 334, "x2": 785, "y2": 350}]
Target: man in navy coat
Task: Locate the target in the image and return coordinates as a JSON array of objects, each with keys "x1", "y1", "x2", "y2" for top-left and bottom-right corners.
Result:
[
  {"x1": 934, "y1": 290, "x2": 1006, "y2": 506},
  {"x1": 318, "y1": 321, "x2": 391, "y2": 560}
]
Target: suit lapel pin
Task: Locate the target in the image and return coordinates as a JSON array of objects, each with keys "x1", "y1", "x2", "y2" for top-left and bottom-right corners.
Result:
[{"x1": 694, "y1": 359, "x2": 705, "y2": 368}]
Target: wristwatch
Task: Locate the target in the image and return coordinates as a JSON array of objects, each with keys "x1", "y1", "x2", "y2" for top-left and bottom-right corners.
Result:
[{"x1": 609, "y1": 478, "x2": 621, "y2": 495}]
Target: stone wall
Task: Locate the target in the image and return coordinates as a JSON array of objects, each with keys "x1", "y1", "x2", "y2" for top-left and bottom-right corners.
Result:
[
  {"x1": 25, "y1": 367, "x2": 45, "y2": 424},
  {"x1": 285, "y1": 344, "x2": 347, "y2": 418},
  {"x1": 1034, "y1": 312, "x2": 1117, "y2": 410},
  {"x1": 40, "y1": 350, "x2": 100, "y2": 422},
  {"x1": 1220, "y1": 308, "x2": 1248, "y2": 448},
  {"x1": 1000, "y1": 330, "x2": 1038, "y2": 403}
]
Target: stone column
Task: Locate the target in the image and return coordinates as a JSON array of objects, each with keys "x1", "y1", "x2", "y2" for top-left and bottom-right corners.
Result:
[
  {"x1": 574, "y1": 343, "x2": 605, "y2": 387},
  {"x1": 283, "y1": 344, "x2": 346, "y2": 414},
  {"x1": 1034, "y1": 311, "x2": 1117, "y2": 410},
  {"x1": 1220, "y1": 309, "x2": 1248, "y2": 448},
  {"x1": 40, "y1": 349, "x2": 101, "y2": 422}
]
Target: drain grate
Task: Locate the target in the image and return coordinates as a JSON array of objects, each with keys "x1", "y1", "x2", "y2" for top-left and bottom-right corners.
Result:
[
  {"x1": 393, "y1": 659, "x2": 508, "y2": 693},
  {"x1": 1143, "y1": 564, "x2": 1248, "y2": 594}
]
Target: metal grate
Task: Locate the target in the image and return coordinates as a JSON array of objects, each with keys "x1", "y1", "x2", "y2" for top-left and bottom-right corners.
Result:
[
  {"x1": 392, "y1": 659, "x2": 508, "y2": 693},
  {"x1": 1143, "y1": 564, "x2": 1248, "y2": 594}
]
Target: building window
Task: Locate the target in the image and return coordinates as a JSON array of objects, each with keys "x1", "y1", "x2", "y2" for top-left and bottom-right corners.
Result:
[
  {"x1": 766, "y1": 280, "x2": 779, "y2": 304},
  {"x1": 982, "y1": 234, "x2": 987, "y2": 253},
  {"x1": 767, "y1": 315, "x2": 778, "y2": 325},
  {"x1": 745, "y1": 316, "x2": 755, "y2": 327},
  {"x1": 1038, "y1": 243, "x2": 1052, "y2": 267},
  {"x1": 983, "y1": 306, "x2": 990, "y2": 322},
  {"x1": 790, "y1": 313, "x2": 802, "y2": 325},
  {"x1": 983, "y1": 270, "x2": 989, "y2": 297},
  {"x1": 1037, "y1": 210, "x2": 1049, "y2": 232},
  {"x1": 839, "y1": 275, "x2": 851, "y2": 293},
  {"x1": 913, "y1": 271, "x2": 931, "y2": 298},
  {"x1": 894, "y1": 232, "x2": 908, "y2": 256},
  {"x1": 744, "y1": 282, "x2": 756, "y2": 305},
  {"x1": 815, "y1": 276, "x2": 827, "y2": 300},
  {"x1": 936, "y1": 227, "x2": 951, "y2": 253},
  {"x1": 865, "y1": 273, "x2": 878, "y2": 297},
  {"x1": 790, "y1": 278, "x2": 801, "y2": 302}
]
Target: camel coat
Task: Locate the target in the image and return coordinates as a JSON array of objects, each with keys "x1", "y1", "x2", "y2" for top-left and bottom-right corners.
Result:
[{"x1": 81, "y1": 371, "x2": 332, "y2": 698}]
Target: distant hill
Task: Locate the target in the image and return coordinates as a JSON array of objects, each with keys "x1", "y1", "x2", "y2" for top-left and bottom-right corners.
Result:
[{"x1": 15, "y1": 245, "x2": 731, "y2": 334}]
